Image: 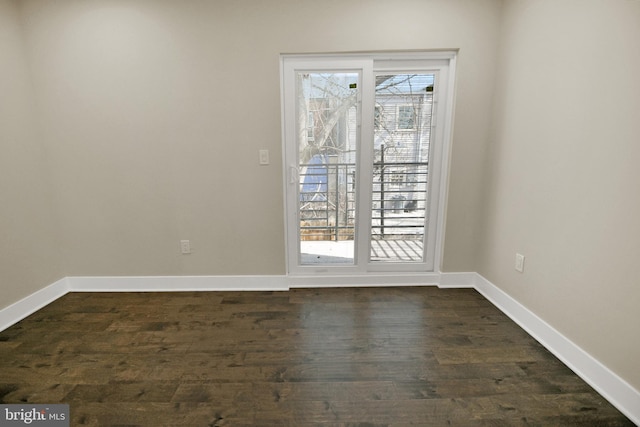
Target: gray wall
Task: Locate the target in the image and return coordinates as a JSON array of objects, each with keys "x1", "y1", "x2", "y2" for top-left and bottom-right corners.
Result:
[
  {"x1": 0, "y1": 0, "x2": 64, "y2": 305},
  {"x1": 16, "y1": 0, "x2": 500, "y2": 277},
  {"x1": 479, "y1": 0, "x2": 640, "y2": 391}
]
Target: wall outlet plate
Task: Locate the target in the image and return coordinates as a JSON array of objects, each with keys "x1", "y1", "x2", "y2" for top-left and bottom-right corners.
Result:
[{"x1": 515, "y1": 253, "x2": 525, "y2": 273}]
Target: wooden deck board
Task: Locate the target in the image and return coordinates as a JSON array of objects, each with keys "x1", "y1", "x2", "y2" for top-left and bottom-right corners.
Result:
[{"x1": 371, "y1": 239, "x2": 423, "y2": 261}]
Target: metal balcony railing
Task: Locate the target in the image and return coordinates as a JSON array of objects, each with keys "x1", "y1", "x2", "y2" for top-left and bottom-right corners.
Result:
[
  {"x1": 299, "y1": 159, "x2": 428, "y2": 242},
  {"x1": 372, "y1": 160, "x2": 428, "y2": 240},
  {"x1": 299, "y1": 162, "x2": 356, "y2": 241}
]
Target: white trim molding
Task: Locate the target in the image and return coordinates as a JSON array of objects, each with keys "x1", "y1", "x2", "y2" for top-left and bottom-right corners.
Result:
[
  {"x1": 437, "y1": 271, "x2": 476, "y2": 288},
  {"x1": 0, "y1": 273, "x2": 637, "y2": 425},
  {"x1": 67, "y1": 273, "x2": 441, "y2": 292},
  {"x1": 288, "y1": 272, "x2": 441, "y2": 288},
  {"x1": 66, "y1": 275, "x2": 289, "y2": 292},
  {"x1": 472, "y1": 273, "x2": 640, "y2": 426},
  {"x1": 0, "y1": 277, "x2": 70, "y2": 332}
]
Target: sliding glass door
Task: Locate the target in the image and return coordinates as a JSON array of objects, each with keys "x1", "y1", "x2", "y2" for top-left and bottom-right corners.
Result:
[
  {"x1": 282, "y1": 53, "x2": 455, "y2": 275},
  {"x1": 370, "y1": 73, "x2": 435, "y2": 264},
  {"x1": 296, "y1": 71, "x2": 360, "y2": 265}
]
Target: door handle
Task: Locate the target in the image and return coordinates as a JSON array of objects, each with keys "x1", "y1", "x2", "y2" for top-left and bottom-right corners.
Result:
[{"x1": 289, "y1": 165, "x2": 299, "y2": 184}]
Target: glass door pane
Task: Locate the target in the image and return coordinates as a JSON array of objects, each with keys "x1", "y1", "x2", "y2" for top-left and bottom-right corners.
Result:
[
  {"x1": 296, "y1": 72, "x2": 359, "y2": 265},
  {"x1": 370, "y1": 74, "x2": 435, "y2": 263}
]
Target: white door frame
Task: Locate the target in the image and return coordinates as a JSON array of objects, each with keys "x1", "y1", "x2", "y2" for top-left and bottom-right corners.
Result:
[{"x1": 280, "y1": 51, "x2": 457, "y2": 276}]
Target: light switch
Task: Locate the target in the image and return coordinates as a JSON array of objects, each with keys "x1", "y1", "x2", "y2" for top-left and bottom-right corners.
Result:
[{"x1": 259, "y1": 149, "x2": 270, "y2": 165}]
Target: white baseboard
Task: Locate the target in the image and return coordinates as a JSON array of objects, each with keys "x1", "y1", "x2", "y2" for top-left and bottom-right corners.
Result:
[
  {"x1": 437, "y1": 271, "x2": 476, "y2": 288},
  {"x1": 67, "y1": 273, "x2": 441, "y2": 292},
  {"x1": 1, "y1": 273, "x2": 637, "y2": 424},
  {"x1": 0, "y1": 277, "x2": 69, "y2": 331},
  {"x1": 66, "y1": 275, "x2": 290, "y2": 292},
  {"x1": 473, "y1": 273, "x2": 640, "y2": 426},
  {"x1": 288, "y1": 272, "x2": 441, "y2": 288}
]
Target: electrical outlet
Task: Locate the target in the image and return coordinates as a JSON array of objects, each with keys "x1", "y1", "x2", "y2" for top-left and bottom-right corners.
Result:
[
  {"x1": 515, "y1": 253, "x2": 525, "y2": 273},
  {"x1": 180, "y1": 240, "x2": 191, "y2": 254}
]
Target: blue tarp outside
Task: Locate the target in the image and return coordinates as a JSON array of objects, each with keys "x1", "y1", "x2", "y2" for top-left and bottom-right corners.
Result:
[{"x1": 300, "y1": 154, "x2": 328, "y2": 202}]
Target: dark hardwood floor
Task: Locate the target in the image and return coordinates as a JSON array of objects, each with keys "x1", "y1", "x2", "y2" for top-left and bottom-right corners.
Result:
[{"x1": 0, "y1": 287, "x2": 633, "y2": 426}]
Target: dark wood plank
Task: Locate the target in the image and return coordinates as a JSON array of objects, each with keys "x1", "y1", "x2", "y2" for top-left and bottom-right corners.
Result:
[{"x1": 0, "y1": 287, "x2": 633, "y2": 426}]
